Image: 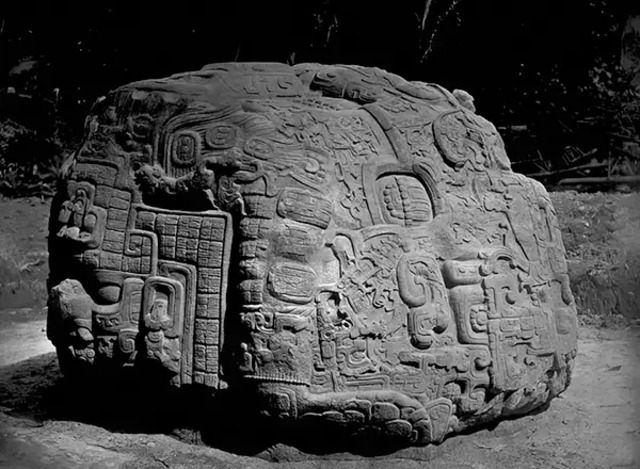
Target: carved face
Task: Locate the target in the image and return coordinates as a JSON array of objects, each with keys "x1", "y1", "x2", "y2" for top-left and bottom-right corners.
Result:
[{"x1": 47, "y1": 63, "x2": 577, "y2": 445}]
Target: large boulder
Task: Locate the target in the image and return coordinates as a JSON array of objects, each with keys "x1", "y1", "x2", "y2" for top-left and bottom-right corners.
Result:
[{"x1": 47, "y1": 62, "x2": 577, "y2": 447}]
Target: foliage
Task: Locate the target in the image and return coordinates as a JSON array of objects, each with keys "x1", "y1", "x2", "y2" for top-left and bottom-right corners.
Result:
[
  {"x1": 582, "y1": 61, "x2": 640, "y2": 172},
  {"x1": 0, "y1": 116, "x2": 68, "y2": 197},
  {"x1": 505, "y1": 58, "x2": 640, "y2": 175},
  {"x1": 0, "y1": 0, "x2": 639, "y2": 197}
]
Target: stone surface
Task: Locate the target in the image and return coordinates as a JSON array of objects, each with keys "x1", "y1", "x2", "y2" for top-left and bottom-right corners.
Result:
[{"x1": 46, "y1": 62, "x2": 578, "y2": 447}]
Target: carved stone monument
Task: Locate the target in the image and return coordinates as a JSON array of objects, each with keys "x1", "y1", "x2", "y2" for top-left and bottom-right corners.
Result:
[{"x1": 47, "y1": 63, "x2": 578, "y2": 447}]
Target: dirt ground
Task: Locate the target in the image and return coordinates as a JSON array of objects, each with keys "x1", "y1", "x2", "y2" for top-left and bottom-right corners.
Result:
[
  {"x1": 0, "y1": 191, "x2": 639, "y2": 468},
  {"x1": 0, "y1": 196, "x2": 50, "y2": 314},
  {"x1": 0, "y1": 323, "x2": 637, "y2": 468},
  {"x1": 552, "y1": 191, "x2": 640, "y2": 325}
]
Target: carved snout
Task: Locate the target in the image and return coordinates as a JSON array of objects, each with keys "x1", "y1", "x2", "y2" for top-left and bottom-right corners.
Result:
[
  {"x1": 47, "y1": 279, "x2": 95, "y2": 344},
  {"x1": 47, "y1": 279, "x2": 96, "y2": 367}
]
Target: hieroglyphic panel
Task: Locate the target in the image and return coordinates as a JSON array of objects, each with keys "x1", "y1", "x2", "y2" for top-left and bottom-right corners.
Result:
[{"x1": 135, "y1": 206, "x2": 232, "y2": 387}]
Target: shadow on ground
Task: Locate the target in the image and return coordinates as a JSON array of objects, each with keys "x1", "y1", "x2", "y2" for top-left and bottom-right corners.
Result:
[
  {"x1": 1, "y1": 325, "x2": 639, "y2": 469},
  {"x1": 0, "y1": 352, "x2": 473, "y2": 459}
]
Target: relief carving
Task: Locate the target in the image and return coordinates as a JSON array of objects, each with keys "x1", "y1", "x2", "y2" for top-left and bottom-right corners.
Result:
[{"x1": 47, "y1": 62, "x2": 578, "y2": 447}]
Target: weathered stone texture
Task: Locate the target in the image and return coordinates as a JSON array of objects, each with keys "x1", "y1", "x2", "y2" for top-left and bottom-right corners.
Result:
[{"x1": 47, "y1": 62, "x2": 578, "y2": 446}]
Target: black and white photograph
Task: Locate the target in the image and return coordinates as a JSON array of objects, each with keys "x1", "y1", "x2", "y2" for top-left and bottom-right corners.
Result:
[{"x1": 0, "y1": 1, "x2": 638, "y2": 467}]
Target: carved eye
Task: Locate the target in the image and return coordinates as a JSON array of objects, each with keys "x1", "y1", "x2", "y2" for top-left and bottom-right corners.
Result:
[
  {"x1": 132, "y1": 115, "x2": 153, "y2": 140},
  {"x1": 172, "y1": 132, "x2": 200, "y2": 166},
  {"x1": 304, "y1": 158, "x2": 320, "y2": 173},
  {"x1": 244, "y1": 137, "x2": 274, "y2": 159},
  {"x1": 205, "y1": 124, "x2": 238, "y2": 149}
]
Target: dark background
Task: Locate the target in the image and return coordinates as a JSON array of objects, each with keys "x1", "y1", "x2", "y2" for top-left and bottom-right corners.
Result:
[{"x1": 1, "y1": 0, "x2": 639, "y2": 196}]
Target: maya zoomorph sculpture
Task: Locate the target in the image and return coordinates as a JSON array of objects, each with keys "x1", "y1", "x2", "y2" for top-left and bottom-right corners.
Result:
[{"x1": 47, "y1": 62, "x2": 578, "y2": 446}]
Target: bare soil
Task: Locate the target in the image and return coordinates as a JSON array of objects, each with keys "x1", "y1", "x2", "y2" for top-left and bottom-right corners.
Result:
[
  {"x1": 0, "y1": 325, "x2": 637, "y2": 468},
  {"x1": 0, "y1": 191, "x2": 639, "y2": 468},
  {"x1": 0, "y1": 196, "x2": 50, "y2": 315},
  {"x1": 552, "y1": 191, "x2": 640, "y2": 325}
]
